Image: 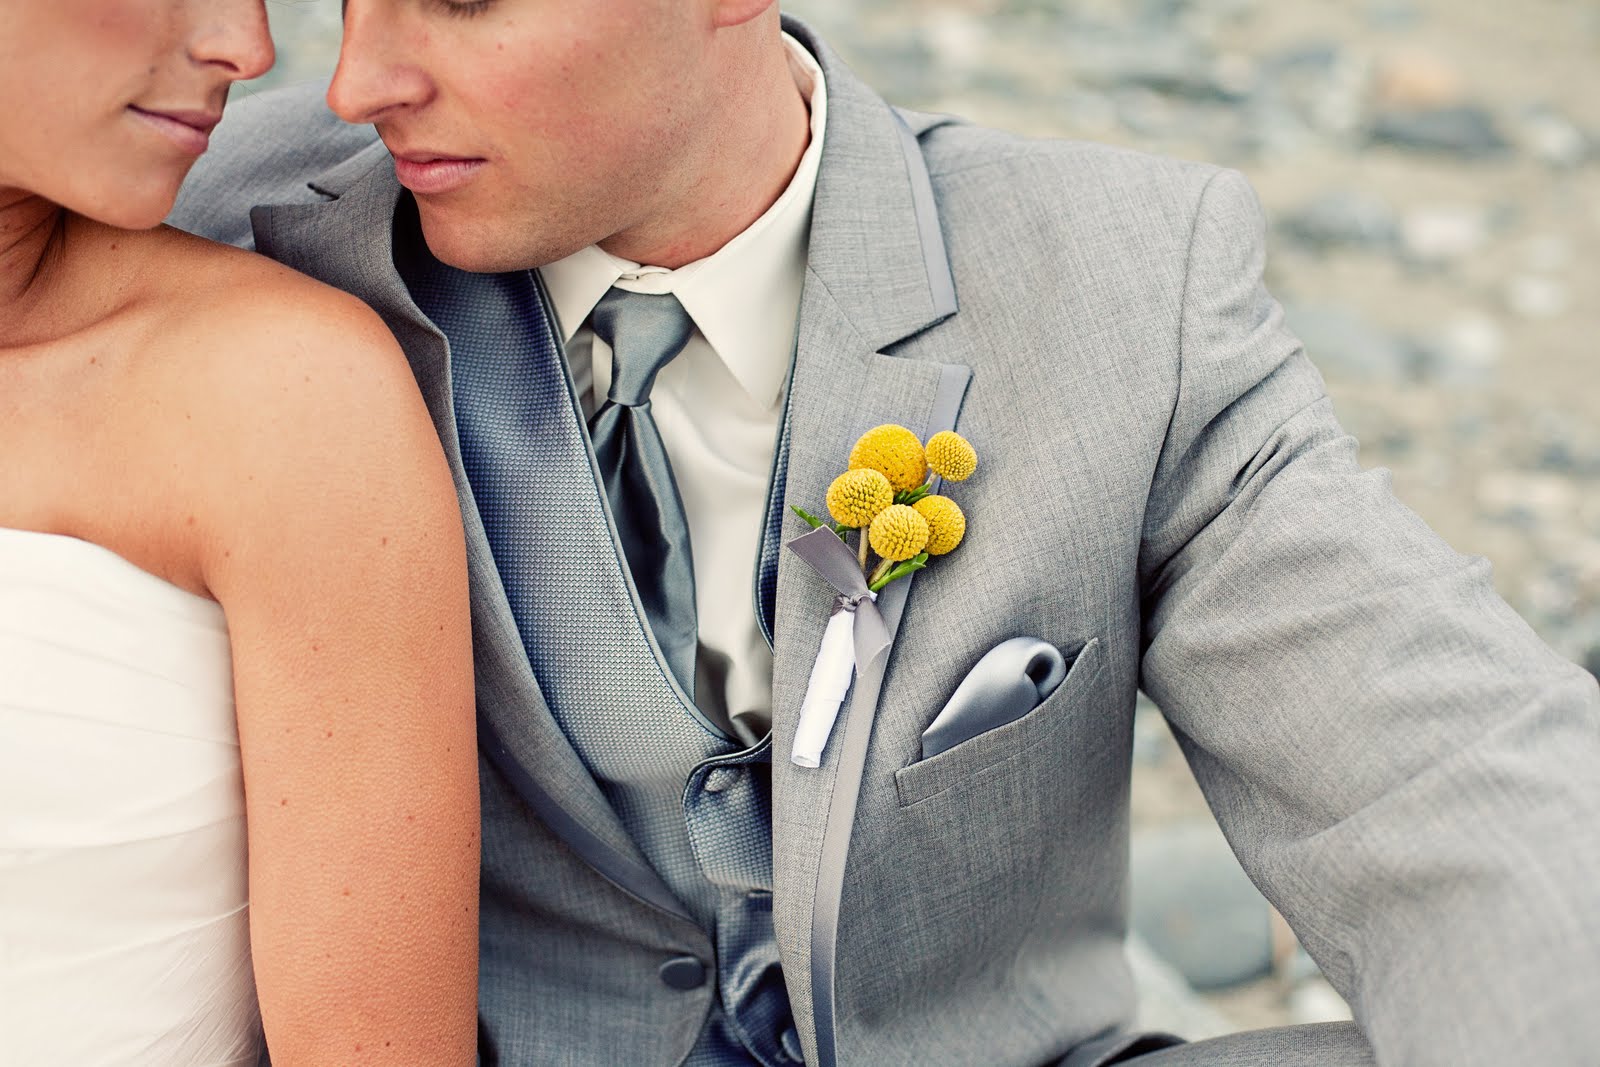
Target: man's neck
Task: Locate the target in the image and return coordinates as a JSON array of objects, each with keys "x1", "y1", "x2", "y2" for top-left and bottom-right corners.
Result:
[{"x1": 597, "y1": 34, "x2": 811, "y2": 270}]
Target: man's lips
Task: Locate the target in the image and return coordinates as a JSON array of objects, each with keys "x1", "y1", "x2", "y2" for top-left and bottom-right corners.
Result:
[
  {"x1": 391, "y1": 153, "x2": 487, "y2": 195},
  {"x1": 128, "y1": 106, "x2": 221, "y2": 155}
]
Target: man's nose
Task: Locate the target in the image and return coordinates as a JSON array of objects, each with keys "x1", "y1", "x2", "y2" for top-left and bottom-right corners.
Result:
[{"x1": 326, "y1": 2, "x2": 432, "y2": 125}]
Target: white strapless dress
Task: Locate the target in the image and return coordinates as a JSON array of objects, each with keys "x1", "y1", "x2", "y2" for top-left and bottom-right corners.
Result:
[{"x1": 0, "y1": 529, "x2": 264, "y2": 1066}]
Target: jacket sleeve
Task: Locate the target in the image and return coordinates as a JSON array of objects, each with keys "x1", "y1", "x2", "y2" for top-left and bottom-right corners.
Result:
[{"x1": 1138, "y1": 167, "x2": 1600, "y2": 1064}]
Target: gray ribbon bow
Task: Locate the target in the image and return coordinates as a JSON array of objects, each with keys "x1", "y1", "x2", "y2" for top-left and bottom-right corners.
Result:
[{"x1": 787, "y1": 527, "x2": 892, "y2": 669}]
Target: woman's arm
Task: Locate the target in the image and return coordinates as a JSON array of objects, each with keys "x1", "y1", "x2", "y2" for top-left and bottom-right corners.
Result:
[{"x1": 180, "y1": 268, "x2": 478, "y2": 1065}]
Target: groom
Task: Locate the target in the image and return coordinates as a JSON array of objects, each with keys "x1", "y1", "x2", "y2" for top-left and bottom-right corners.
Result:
[{"x1": 175, "y1": 2, "x2": 1600, "y2": 1064}]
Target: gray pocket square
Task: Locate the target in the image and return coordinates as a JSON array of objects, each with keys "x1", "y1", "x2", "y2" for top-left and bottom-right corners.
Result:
[{"x1": 919, "y1": 637, "x2": 1068, "y2": 759}]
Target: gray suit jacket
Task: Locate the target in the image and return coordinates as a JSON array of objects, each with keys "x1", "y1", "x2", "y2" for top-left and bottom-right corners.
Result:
[{"x1": 173, "y1": 19, "x2": 1600, "y2": 1067}]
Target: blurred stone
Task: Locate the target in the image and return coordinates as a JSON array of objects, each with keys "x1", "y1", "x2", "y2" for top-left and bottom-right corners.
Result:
[
  {"x1": 1526, "y1": 567, "x2": 1584, "y2": 619},
  {"x1": 1523, "y1": 235, "x2": 1574, "y2": 272},
  {"x1": 1516, "y1": 107, "x2": 1592, "y2": 168},
  {"x1": 1126, "y1": 933, "x2": 1236, "y2": 1040},
  {"x1": 1279, "y1": 190, "x2": 1398, "y2": 251},
  {"x1": 1279, "y1": 945, "x2": 1323, "y2": 985},
  {"x1": 1258, "y1": 42, "x2": 1368, "y2": 137},
  {"x1": 1584, "y1": 646, "x2": 1600, "y2": 680},
  {"x1": 1366, "y1": 0, "x2": 1422, "y2": 29},
  {"x1": 1369, "y1": 106, "x2": 1511, "y2": 158},
  {"x1": 1450, "y1": 411, "x2": 1491, "y2": 444},
  {"x1": 847, "y1": 39, "x2": 942, "y2": 102},
  {"x1": 1236, "y1": 91, "x2": 1315, "y2": 158},
  {"x1": 1071, "y1": 33, "x2": 1255, "y2": 103},
  {"x1": 1523, "y1": 235, "x2": 1574, "y2": 273},
  {"x1": 1288, "y1": 978, "x2": 1354, "y2": 1025},
  {"x1": 1573, "y1": 549, "x2": 1600, "y2": 600},
  {"x1": 1062, "y1": 90, "x2": 1122, "y2": 136},
  {"x1": 1373, "y1": 49, "x2": 1465, "y2": 110},
  {"x1": 1372, "y1": 426, "x2": 1416, "y2": 459},
  {"x1": 1116, "y1": 88, "x2": 1180, "y2": 138},
  {"x1": 1544, "y1": 443, "x2": 1600, "y2": 479},
  {"x1": 1285, "y1": 303, "x2": 1415, "y2": 381},
  {"x1": 1478, "y1": 472, "x2": 1577, "y2": 527},
  {"x1": 1133, "y1": 699, "x2": 1171, "y2": 767},
  {"x1": 920, "y1": 10, "x2": 989, "y2": 73},
  {"x1": 1505, "y1": 275, "x2": 1570, "y2": 320},
  {"x1": 1414, "y1": 313, "x2": 1502, "y2": 384},
  {"x1": 1263, "y1": 41, "x2": 1343, "y2": 75},
  {"x1": 1399, "y1": 205, "x2": 1489, "y2": 266},
  {"x1": 1534, "y1": 438, "x2": 1584, "y2": 476},
  {"x1": 252, "y1": 2, "x2": 342, "y2": 89},
  {"x1": 1130, "y1": 821, "x2": 1275, "y2": 991}
]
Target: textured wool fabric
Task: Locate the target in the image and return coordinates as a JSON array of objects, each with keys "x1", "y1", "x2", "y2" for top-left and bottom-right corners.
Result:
[{"x1": 174, "y1": 15, "x2": 1600, "y2": 1067}]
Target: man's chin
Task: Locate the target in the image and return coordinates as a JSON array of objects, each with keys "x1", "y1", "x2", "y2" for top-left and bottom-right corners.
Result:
[{"x1": 415, "y1": 204, "x2": 572, "y2": 275}]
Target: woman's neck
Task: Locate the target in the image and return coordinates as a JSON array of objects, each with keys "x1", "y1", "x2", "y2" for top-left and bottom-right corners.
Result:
[{"x1": 0, "y1": 188, "x2": 71, "y2": 341}]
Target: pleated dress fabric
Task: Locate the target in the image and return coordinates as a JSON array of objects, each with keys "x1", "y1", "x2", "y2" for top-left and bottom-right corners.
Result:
[{"x1": 0, "y1": 529, "x2": 262, "y2": 1066}]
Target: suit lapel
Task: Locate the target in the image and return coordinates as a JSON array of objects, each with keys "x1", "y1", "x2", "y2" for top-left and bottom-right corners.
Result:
[
  {"x1": 769, "y1": 19, "x2": 970, "y2": 1065},
  {"x1": 250, "y1": 153, "x2": 687, "y2": 920}
]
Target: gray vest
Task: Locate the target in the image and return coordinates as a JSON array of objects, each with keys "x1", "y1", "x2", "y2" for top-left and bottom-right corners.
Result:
[{"x1": 401, "y1": 228, "x2": 794, "y2": 1066}]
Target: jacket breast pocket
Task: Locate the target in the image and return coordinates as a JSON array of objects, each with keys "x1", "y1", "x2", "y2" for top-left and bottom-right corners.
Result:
[{"x1": 893, "y1": 637, "x2": 1104, "y2": 807}]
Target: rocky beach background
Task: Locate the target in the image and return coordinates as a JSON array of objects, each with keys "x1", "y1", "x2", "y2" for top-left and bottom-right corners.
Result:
[{"x1": 248, "y1": 0, "x2": 1599, "y2": 1037}]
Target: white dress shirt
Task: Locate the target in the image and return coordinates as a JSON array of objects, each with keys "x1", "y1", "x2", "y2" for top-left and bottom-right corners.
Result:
[{"x1": 538, "y1": 35, "x2": 827, "y2": 745}]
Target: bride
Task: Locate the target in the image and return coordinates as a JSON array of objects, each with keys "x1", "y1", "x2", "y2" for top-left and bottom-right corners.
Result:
[{"x1": 0, "y1": 2, "x2": 479, "y2": 1064}]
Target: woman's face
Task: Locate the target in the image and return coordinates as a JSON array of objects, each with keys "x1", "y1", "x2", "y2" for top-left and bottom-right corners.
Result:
[{"x1": 0, "y1": 0, "x2": 273, "y2": 230}]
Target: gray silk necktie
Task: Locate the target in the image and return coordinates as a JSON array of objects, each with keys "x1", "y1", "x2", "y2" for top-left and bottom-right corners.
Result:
[{"x1": 589, "y1": 288, "x2": 699, "y2": 698}]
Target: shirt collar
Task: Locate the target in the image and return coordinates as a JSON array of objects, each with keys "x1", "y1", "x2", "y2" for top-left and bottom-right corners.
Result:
[{"x1": 539, "y1": 33, "x2": 826, "y2": 411}]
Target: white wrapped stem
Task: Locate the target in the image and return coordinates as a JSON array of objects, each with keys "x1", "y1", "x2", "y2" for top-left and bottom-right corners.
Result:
[{"x1": 791, "y1": 607, "x2": 860, "y2": 768}]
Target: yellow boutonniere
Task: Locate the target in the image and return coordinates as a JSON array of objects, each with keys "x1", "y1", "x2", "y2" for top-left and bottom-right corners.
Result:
[{"x1": 792, "y1": 424, "x2": 977, "y2": 592}]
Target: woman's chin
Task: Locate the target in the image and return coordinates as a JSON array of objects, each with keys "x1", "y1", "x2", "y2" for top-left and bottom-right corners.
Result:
[{"x1": 75, "y1": 175, "x2": 187, "y2": 232}]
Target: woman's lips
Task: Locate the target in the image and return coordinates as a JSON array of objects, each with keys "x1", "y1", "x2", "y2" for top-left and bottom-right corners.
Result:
[
  {"x1": 128, "y1": 107, "x2": 219, "y2": 155},
  {"x1": 392, "y1": 155, "x2": 486, "y2": 195}
]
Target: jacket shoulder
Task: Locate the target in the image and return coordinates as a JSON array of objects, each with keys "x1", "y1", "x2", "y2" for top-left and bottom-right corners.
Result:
[
  {"x1": 910, "y1": 114, "x2": 1227, "y2": 246},
  {"x1": 169, "y1": 81, "x2": 383, "y2": 248}
]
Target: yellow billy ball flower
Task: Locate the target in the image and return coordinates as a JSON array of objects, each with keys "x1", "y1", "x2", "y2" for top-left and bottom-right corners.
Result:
[
  {"x1": 913, "y1": 495, "x2": 966, "y2": 555},
  {"x1": 848, "y1": 423, "x2": 928, "y2": 493},
  {"x1": 825, "y1": 468, "x2": 893, "y2": 528},
  {"x1": 925, "y1": 430, "x2": 977, "y2": 482},
  {"x1": 868, "y1": 504, "x2": 930, "y2": 562}
]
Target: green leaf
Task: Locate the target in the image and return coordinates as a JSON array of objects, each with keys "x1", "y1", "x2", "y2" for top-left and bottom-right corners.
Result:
[
  {"x1": 868, "y1": 551, "x2": 930, "y2": 592},
  {"x1": 789, "y1": 505, "x2": 850, "y2": 541},
  {"x1": 894, "y1": 483, "x2": 932, "y2": 506},
  {"x1": 790, "y1": 504, "x2": 825, "y2": 530}
]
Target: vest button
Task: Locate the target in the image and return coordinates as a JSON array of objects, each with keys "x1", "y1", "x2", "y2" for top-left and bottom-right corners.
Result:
[
  {"x1": 658, "y1": 955, "x2": 708, "y2": 990},
  {"x1": 780, "y1": 1024, "x2": 804, "y2": 1062}
]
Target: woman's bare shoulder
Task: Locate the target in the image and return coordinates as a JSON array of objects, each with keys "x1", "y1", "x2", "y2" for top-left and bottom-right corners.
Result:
[
  {"x1": 118, "y1": 228, "x2": 455, "y2": 589},
  {"x1": 121, "y1": 227, "x2": 430, "y2": 452},
  {"x1": 140, "y1": 226, "x2": 401, "y2": 365}
]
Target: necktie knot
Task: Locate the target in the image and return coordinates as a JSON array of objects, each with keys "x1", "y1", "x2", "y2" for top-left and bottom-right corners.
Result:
[{"x1": 591, "y1": 288, "x2": 696, "y2": 407}]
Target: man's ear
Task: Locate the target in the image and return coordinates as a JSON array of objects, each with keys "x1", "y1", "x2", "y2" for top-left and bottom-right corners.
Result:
[{"x1": 711, "y1": 0, "x2": 778, "y2": 29}]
